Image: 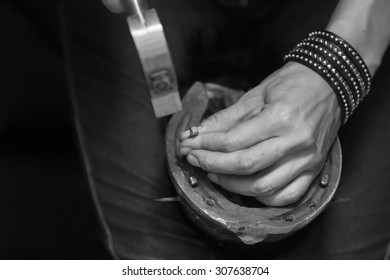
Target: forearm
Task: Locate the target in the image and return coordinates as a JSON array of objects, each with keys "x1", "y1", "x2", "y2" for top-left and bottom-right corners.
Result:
[{"x1": 326, "y1": 0, "x2": 390, "y2": 75}]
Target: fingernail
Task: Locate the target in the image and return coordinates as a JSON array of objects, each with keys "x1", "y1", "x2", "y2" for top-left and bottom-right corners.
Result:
[
  {"x1": 187, "y1": 154, "x2": 200, "y2": 167},
  {"x1": 179, "y1": 130, "x2": 190, "y2": 141},
  {"x1": 207, "y1": 173, "x2": 219, "y2": 184}
]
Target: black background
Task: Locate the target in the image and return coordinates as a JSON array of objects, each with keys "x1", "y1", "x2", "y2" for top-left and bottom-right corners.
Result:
[{"x1": 0, "y1": 0, "x2": 109, "y2": 259}]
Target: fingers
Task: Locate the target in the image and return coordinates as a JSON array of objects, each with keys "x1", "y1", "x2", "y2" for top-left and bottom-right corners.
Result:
[
  {"x1": 179, "y1": 107, "x2": 278, "y2": 155},
  {"x1": 180, "y1": 88, "x2": 265, "y2": 143},
  {"x1": 202, "y1": 89, "x2": 265, "y2": 133},
  {"x1": 179, "y1": 126, "x2": 203, "y2": 141},
  {"x1": 187, "y1": 136, "x2": 302, "y2": 175},
  {"x1": 256, "y1": 172, "x2": 318, "y2": 206},
  {"x1": 206, "y1": 152, "x2": 319, "y2": 197},
  {"x1": 101, "y1": 0, "x2": 126, "y2": 13},
  {"x1": 207, "y1": 167, "x2": 319, "y2": 207}
]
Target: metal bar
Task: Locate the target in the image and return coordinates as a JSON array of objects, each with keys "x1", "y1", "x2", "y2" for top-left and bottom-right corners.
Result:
[
  {"x1": 120, "y1": 0, "x2": 148, "y2": 25},
  {"x1": 126, "y1": 8, "x2": 182, "y2": 117}
]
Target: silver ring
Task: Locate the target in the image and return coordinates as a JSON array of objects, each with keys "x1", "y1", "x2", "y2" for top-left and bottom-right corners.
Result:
[{"x1": 189, "y1": 126, "x2": 199, "y2": 138}]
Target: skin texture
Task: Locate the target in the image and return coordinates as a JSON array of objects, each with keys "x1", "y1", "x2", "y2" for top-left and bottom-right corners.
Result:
[
  {"x1": 102, "y1": 0, "x2": 390, "y2": 206},
  {"x1": 180, "y1": 62, "x2": 341, "y2": 206}
]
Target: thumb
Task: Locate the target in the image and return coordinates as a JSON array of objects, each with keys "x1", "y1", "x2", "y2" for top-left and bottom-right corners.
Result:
[{"x1": 101, "y1": 0, "x2": 126, "y2": 13}]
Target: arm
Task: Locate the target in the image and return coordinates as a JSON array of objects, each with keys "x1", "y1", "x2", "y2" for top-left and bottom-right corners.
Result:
[{"x1": 326, "y1": 0, "x2": 390, "y2": 75}]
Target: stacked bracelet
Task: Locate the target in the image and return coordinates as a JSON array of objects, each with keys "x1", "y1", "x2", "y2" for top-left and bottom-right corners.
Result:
[{"x1": 283, "y1": 30, "x2": 372, "y2": 124}]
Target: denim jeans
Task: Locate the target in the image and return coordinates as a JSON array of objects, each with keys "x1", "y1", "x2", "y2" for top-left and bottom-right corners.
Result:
[{"x1": 61, "y1": 0, "x2": 390, "y2": 259}]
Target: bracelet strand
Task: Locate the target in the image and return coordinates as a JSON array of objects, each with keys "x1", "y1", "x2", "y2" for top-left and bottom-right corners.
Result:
[{"x1": 283, "y1": 30, "x2": 372, "y2": 124}]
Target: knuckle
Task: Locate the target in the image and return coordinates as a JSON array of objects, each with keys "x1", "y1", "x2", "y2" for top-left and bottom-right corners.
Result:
[
  {"x1": 251, "y1": 182, "x2": 275, "y2": 197},
  {"x1": 273, "y1": 103, "x2": 295, "y2": 127},
  {"x1": 208, "y1": 110, "x2": 225, "y2": 125},
  {"x1": 239, "y1": 105, "x2": 262, "y2": 122},
  {"x1": 299, "y1": 127, "x2": 316, "y2": 150},
  {"x1": 241, "y1": 92, "x2": 261, "y2": 109},
  {"x1": 201, "y1": 155, "x2": 214, "y2": 171},
  {"x1": 272, "y1": 143, "x2": 282, "y2": 159},
  {"x1": 309, "y1": 152, "x2": 325, "y2": 169},
  {"x1": 235, "y1": 155, "x2": 258, "y2": 174},
  {"x1": 219, "y1": 134, "x2": 236, "y2": 152}
]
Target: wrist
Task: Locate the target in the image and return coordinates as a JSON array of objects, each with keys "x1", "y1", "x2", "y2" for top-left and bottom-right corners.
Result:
[
  {"x1": 284, "y1": 29, "x2": 372, "y2": 124},
  {"x1": 325, "y1": 22, "x2": 382, "y2": 75},
  {"x1": 287, "y1": 62, "x2": 342, "y2": 126}
]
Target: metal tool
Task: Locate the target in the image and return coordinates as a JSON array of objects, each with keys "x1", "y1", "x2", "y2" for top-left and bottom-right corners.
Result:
[{"x1": 121, "y1": 0, "x2": 182, "y2": 117}]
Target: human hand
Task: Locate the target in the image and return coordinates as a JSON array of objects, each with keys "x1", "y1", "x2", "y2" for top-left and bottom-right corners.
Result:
[{"x1": 179, "y1": 62, "x2": 342, "y2": 206}]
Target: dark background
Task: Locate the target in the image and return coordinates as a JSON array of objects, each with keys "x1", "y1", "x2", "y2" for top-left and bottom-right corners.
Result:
[{"x1": 0, "y1": 0, "x2": 109, "y2": 259}]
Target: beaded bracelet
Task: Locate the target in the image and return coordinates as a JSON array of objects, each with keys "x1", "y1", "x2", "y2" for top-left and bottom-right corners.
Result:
[
  {"x1": 283, "y1": 30, "x2": 372, "y2": 124},
  {"x1": 300, "y1": 38, "x2": 364, "y2": 103},
  {"x1": 295, "y1": 47, "x2": 356, "y2": 111},
  {"x1": 304, "y1": 35, "x2": 368, "y2": 101},
  {"x1": 295, "y1": 41, "x2": 359, "y2": 109},
  {"x1": 309, "y1": 31, "x2": 372, "y2": 95}
]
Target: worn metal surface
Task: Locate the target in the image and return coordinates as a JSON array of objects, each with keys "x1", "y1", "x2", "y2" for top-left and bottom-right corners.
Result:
[
  {"x1": 125, "y1": 1, "x2": 182, "y2": 117},
  {"x1": 166, "y1": 82, "x2": 342, "y2": 244}
]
